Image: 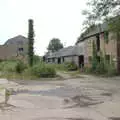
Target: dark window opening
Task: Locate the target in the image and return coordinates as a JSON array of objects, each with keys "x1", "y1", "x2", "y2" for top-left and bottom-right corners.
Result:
[
  {"x1": 97, "y1": 56, "x2": 100, "y2": 63},
  {"x1": 48, "y1": 58, "x2": 50, "y2": 62},
  {"x1": 96, "y1": 35, "x2": 100, "y2": 52},
  {"x1": 62, "y1": 57, "x2": 64, "y2": 62},
  {"x1": 52, "y1": 58, "x2": 55, "y2": 62},
  {"x1": 18, "y1": 48, "x2": 23, "y2": 51},
  {"x1": 79, "y1": 55, "x2": 84, "y2": 68},
  {"x1": 58, "y1": 58, "x2": 61, "y2": 64}
]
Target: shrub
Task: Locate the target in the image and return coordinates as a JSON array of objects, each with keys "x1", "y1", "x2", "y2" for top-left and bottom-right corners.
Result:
[
  {"x1": 95, "y1": 64, "x2": 105, "y2": 74},
  {"x1": 0, "y1": 62, "x2": 5, "y2": 71},
  {"x1": 0, "y1": 61, "x2": 18, "y2": 72},
  {"x1": 44, "y1": 62, "x2": 78, "y2": 72},
  {"x1": 45, "y1": 63, "x2": 65, "y2": 71},
  {"x1": 0, "y1": 60, "x2": 27, "y2": 73},
  {"x1": 85, "y1": 55, "x2": 118, "y2": 76},
  {"x1": 33, "y1": 55, "x2": 41, "y2": 65},
  {"x1": 104, "y1": 62, "x2": 118, "y2": 76},
  {"x1": 64, "y1": 62, "x2": 78, "y2": 71},
  {"x1": 31, "y1": 62, "x2": 56, "y2": 77},
  {"x1": 0, "y1": 59, "x2": 3, "y2": 62},
  {"x1": 0, "y1": 60, "x2": 57, "y2": 79},
  {"x1": 84, "y1": 67, "x2": 92, "y2": 73},
  {"x1": 15, "y1": 61, "x2": 27, "y2": 73}
]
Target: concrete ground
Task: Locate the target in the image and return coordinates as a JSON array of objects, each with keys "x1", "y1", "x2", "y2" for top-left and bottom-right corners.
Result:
[{"x1": 0, "y1": 75, "x2": 120, "y2": 120}]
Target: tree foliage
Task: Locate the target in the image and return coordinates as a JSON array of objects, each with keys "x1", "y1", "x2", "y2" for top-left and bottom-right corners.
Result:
[
  {"x1": 47, "y1": 38, "x2": 63, "y2": 52},
  {"x1": 83, "y1": 0, "x2": 120, "y2": 28},
  {"x1": 28, "y1": 19, "x2": 34, "y2": 67}
]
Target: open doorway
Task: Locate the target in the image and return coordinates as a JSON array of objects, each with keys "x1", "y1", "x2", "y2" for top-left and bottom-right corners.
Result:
[
  {"x1": 79, "y1": 55, "x2": 84, "y2": 68},
  {"x1": 58, "y1": 58, "x2": 61, "y2": 64},
  {"x1": 96, "y1": 34, "x2": 100, "y2": 52}
]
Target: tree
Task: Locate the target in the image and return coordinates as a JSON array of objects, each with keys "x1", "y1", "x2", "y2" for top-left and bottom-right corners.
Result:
[
  {"x1": 83, "y1": 0, "x2": 120, "y2": 73},
  {"x1": 28, "y1": 19, "x2": 34, "y2": 67},
  {"x1": 47, "y1": 38, "x2": 63, "y2": 52},
  {"x1": 82, "y1": 0, "x2": 120, "y2": 27}
]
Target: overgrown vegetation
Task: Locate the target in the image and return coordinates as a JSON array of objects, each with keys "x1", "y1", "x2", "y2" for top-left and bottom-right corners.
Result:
[
  {"x1": 84, "y1": 41, "x2": 118, "y2": 76},
  {"x1": 45, "y1": 64, "x2": 65, "y2": 71},
  {"x1": 0, "y1": 59, "x2": 56, "y2": 79},
  {"x1": 28, "y1": 19, "x2": 34, "y2": 67},
  {"x1": 82, "y1": 0, "x2": 120, "y2": 73},
  {"x1": 85, "y1": 62, "x2": 118, "y2": 77},
  {"x1": 33, "y1": 55, "x2": 41, "y2": 65},
  {"x1": 64, "y1": 62, "x2": 78, "y2": 71},
  {"x1": 0, "y1": 60, "x2": 26, "y2": 73},
  {"x1": 46, "y1": 62, "x2": 78, "y2": 71},
  {"x1": 15, "y1": 61, "x2": 27, "y2": 73},
  {"x1": 30, "y1": 63, "x2": 56, "y2": 77}
]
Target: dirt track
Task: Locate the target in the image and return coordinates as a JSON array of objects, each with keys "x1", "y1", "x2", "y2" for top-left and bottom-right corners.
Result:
[{"x1": 0, "y1": 75, "x2": 120, "y2": 120}]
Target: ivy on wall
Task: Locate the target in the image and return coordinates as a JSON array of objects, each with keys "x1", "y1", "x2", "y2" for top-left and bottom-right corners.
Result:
[{"x1": 104, "y1": 31, "x2": 109, "y2": 44}]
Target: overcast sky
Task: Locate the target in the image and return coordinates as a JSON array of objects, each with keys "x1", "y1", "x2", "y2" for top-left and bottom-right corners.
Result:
[{"x1": 0, "y1": 0, "x2": 87, "y2": 56}]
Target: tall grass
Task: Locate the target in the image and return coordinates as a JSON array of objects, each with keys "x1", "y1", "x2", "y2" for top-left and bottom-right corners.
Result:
[
  {"x1": 0, "y1": 60, "x2": 23, "y2": 73},
  {"x1": 30, "y1": 62, "x2": 56, "y2": 77},
  {"x1": 84, "y1": 59, "x2": 118, "y2": 76},
  {"x1": 0, "y1": 60, "x2": 56, "y2": 79},
  {"x1": 46, "y1": 62, "x2": 78, "y2": 71}
]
